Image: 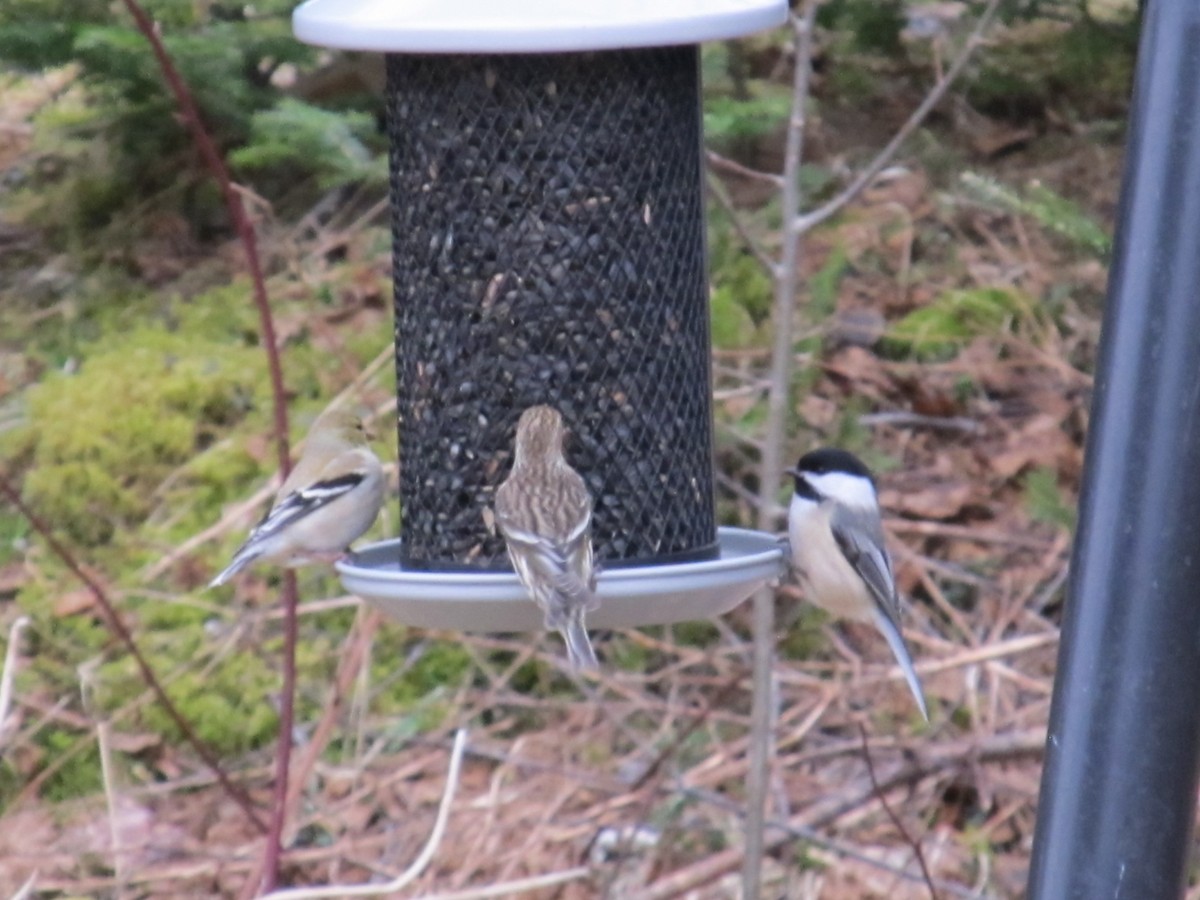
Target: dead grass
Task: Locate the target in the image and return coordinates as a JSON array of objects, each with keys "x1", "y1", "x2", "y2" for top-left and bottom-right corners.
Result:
[{"x1": 0, "y1": 33, "x2": 1144, "y2": 899}]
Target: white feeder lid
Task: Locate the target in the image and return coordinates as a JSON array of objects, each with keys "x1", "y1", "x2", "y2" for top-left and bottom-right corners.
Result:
[
  {"x1": 337, "y1": 526, "x2": 784, "y2": 632},
  {"x1": 293, "y1": 0, "x2": 788, "y2": 53}
]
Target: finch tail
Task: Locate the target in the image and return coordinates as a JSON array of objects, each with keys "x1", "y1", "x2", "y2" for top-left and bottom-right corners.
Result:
[
  {"x1": 559, "y1": 612, "x2": 599, "y2": 671},
  {"x1": 871, "y1": 607, "x2": 928, "y2": 721},
  {"x1": 209, "y1": 543, "x2": 261, "y2": 588}
]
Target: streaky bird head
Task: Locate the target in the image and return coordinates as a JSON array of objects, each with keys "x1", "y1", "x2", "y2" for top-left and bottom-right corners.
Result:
[
  {"x1": 512, "y1": 404, "x2": 568, "y2": 468},
  {"x1": 785, "y1": 447, "x2": 878, "y2": 509}
]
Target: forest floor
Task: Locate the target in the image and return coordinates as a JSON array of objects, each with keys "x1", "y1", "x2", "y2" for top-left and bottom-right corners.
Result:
[{"x1": 0, "y1": 13, "x2": 1165, "y2": 900}]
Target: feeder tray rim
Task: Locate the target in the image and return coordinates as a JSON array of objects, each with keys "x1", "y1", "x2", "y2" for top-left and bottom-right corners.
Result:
[
  {"x1": 293, "y1": 0, "x2": 788, "y2": 54},
  {"x1": 336, "y1": 526, "x2": 785, "y2": 632}
]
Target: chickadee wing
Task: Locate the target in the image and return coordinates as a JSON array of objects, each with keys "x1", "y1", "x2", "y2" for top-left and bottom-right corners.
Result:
[
  {"x1": 829, "y1": 505, "x2": 902, "y2": 627},
  {"x1": 830, "y1": 505, "x2": 928, "y2": 720}
]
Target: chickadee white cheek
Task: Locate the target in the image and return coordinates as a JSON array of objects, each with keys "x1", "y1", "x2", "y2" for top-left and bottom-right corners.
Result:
[{"x1": 805, "y1": 470, "x2": 880, "y2": 511}]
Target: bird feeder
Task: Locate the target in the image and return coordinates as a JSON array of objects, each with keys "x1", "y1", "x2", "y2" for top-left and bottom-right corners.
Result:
[{"x1": 293, "y1": 0, "x2": 787, "y2": 631}]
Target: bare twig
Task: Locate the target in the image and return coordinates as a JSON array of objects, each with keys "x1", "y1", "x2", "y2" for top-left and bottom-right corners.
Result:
[
  {"x1": 10, "y1": 872, "x2": 37, "y2": 900},
  {"x1": 642, "y1": 730, "x2": 1044, "y2": 899},
  {"x1": 758, "y1": 2, "x2": 819, "y2": 529},
  {"x1": 680, "y1": 784, "x2": 980, "y2": 898},
  {"x1": 859, "y1": 411, "x2": 982, "y2": 433},
  {"x1": 261, "y1": 729, "x2": 468, "y2": 899},
  {"x1": 283, "y1": 608, "x2": 382, "y2": 830},
  {"x1": 0, "y1": 615, "x2": 30, "y2": 747},
  {"x1": 746, "y1": 6, "x2": 820, "y2": 896},
  {"x1": 413, "y1": 868, "x2": 592, "y2": 899},
  {"x1": 793, "y1": 0, "x2": 1005, "y2": 235},
  {"x1": 858, "y1": 724, "x2": 939, "y2": 899},
  {"x1": 706, "y1": 149, "x2": 784, "y2": 186},
  {"x1": 706, "y1": 172, "x2": 778, "y2": 276},
  {"x1": 80, "y1": 660, "x2": 127, "y2": 893},
  {"x1": 0, "y1": 475, "x2": 265, "y2": 829},
  {"x1": 116, "y1": 2, "x2": 300, "y2": 888},
  {"x1": 117, "y1": 0, "x2": 290, "y2": 473}
]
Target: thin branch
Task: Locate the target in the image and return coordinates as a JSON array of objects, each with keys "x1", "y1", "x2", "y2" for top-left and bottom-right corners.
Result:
[
  {"x1": 706, "y1": 172, "x2": 778, "y2": 276},
  {"x1": 642, "y1": 730, "x2": 1044, "y2": 899},
  {"x1": 793, "y1": 0, "x2": 1005, "y2": 235},
  {"x1": 283, "y1": 608, "x2": 382, "y2": 829},
  {"x1": 81, "y1": 661, "x2": 128, "y2": 893},
  {"x1": 858, "y1": 724, "x2": 939, "y2": 900},
  {"x1": 261, "y1": 729, "x2": 468, "y2": 899},
  {"x1": 412, "y1": 868, "x2": 591, "y2": 900},
  {"x1": 679, "y1": 784, "x2": 980, "y2": 899},
  {"x1": 0, "y1": 616, "x2": 30, "y2": 747},
  {"x1": 706, "y1": 149, "x2": 784, "y2": 186},
  {"x1": 859, "y1": 410, "x2": 982, "y2": 433},
  {"x1": 116, "y1": 3, "x2": 300, "y2": 889},
  {"x1": 745, "y1": 6, "x2": 820, "y2": 897},
  {"x1": 262, "y1": 569, "x2": 300, "y2": 892},
  {"x1": 10, "y1": 872, "x2": 37, "y2": 900},
  {"x1": 758, "y1": 3, "x2": 818, "y2": 526},
  {"x1": 0, "y1": 475, "x2": 265, "y2": 829},
  {"x1": 117, "y1": 0, "x2": 290, "y2": 473}
]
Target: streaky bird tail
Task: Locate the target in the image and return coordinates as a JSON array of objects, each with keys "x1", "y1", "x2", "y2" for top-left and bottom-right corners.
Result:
[{"x1": 560, "y1": 612, "x2": 599, "y2": 671}]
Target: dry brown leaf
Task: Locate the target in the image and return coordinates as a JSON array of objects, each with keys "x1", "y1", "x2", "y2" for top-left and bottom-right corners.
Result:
[
  {"x1": 798, "y1": 393, "x2": 839, "y2": 431},
  {"x1": 0, "y1": 562, "x2": 28, "y2": 595},
  {"x1": 989, "y1": 413, "x2": 1076, "y2": 479},
  {"x1": 881, "y1": 480, "x2": 974, "y2": 520},
  {"x1": 53, "y1": 587, "x2": 96, "y2": 617},
  {"x1": 824, "y1": 346, "x2": 896, "y2": 398}
]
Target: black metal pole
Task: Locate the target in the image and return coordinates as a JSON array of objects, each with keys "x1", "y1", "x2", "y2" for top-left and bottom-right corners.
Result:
[{"x1": 1027, "y1": 3, "x2": 1200, "y2": 897}]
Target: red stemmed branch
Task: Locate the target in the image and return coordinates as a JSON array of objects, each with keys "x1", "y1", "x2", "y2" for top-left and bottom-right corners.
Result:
[
  {"x1": 0, "y1": 476, "x2": 266, "y2": 830},
  {"x1": 118, "y1": 1, "x2": 300, "y2": 892}
]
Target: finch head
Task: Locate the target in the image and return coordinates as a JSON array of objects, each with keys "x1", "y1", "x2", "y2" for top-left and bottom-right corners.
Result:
[{"x1": 513, "y1": 405, "x2": 569, "y2": 468}]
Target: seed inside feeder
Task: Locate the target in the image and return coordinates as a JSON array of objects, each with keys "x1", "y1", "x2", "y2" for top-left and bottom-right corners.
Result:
[{"x1": 386, "y1": 48, "x2": 718, "y2": 571}]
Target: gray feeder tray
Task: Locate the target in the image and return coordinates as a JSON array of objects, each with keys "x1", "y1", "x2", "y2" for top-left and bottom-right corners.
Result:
[
  {"x1": 297, "y1": 0, "x2": 788, "y2": 630},
  {"x1": 337, "y1": 527, "x2": 785, "y2": 633}
]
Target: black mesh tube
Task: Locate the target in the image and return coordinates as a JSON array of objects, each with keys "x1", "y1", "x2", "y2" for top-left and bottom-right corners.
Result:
[{"x1": 385, "y1": 47, "x2": 717, "y2": 570}]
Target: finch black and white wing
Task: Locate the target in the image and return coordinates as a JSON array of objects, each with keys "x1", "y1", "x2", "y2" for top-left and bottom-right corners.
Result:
[{"x1": 209, "y1": 408, "x2": 384, "y2": 587}]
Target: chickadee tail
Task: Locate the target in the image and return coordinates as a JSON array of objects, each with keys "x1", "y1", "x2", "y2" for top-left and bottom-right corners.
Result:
[
  {"x1": 208, "y1": 545, "x2": 260, "y2": 588},
  {"x1": 559, "y1": 612, "x2": 599, "y2": 671},
  {"x1": 871, "y1": 608, "x2": 929, "y2": 721}
]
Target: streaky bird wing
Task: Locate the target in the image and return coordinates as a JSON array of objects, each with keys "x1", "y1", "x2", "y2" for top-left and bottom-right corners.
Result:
[{"x1": 494, "y1": 518, "x2": 595, "y2": 602}]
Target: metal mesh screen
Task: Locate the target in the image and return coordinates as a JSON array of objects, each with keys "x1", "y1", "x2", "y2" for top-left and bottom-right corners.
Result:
[{"x1": 386, "y1": 46, "x2": 717, "y2": 570}]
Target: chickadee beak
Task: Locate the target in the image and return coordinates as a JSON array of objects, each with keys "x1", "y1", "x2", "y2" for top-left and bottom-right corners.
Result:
[{"x1": 784, "y1": 466, "x2": 801, "y2": 478}]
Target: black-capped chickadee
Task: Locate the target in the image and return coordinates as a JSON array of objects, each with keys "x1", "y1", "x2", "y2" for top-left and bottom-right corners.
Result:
[
  {"x1": 785, "y1": 448, "x2": 928, "y2": 719},
  {"x1": 494, "y1": 405, "x2": 600, "y2": 670}
]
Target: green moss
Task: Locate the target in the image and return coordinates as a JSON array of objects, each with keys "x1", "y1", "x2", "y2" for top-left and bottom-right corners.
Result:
[
  {"x1": 16, "y1": 328, "x2": 265, "y2": 547},
  {"x1": 369, "y1": 637, "x2": 472, "y2": 710},
  {"x1": 883, "y1": 287, "x2": 1034, "y2": 361},
  {"x1": 38, "y1": 731, "x2": 104, "y2": 803},
  {"x1": 105, "y1": 647, "x2": 279, "y2": 754},
  {"x1": 671, "y1": 620, "x2": 720, "y2": 648},
  {"x1": 1024, "y1": 466, "x2": 1076, "y2": 531}
]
